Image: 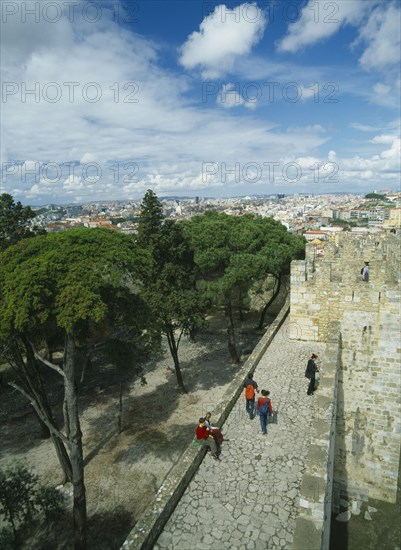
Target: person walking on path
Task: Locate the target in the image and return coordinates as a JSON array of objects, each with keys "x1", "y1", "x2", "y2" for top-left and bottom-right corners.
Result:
[
  {"x1": 196, "y1": 418, "x2": 220, "y2": 460},
  {"x1": 256, "y1": 390, "x2": 273, "y2": 435},
  {"x1": 305, "y1": 353, "x2": 320, "y2": 395},
  {"x1": 244, "y1": 372, "x2": 259, "y2": 419}
]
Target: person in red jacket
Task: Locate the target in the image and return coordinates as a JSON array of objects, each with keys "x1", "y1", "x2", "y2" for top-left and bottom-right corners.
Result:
[
  {"x1": 196, "y1": 418, "x2": 219, "y2": 460},
  {"x1": 256, "y1": 390, "x2": 273, "y2": 435},
  {"x1": 205, "y1": 412, "x2": 223, "y2": 446}
]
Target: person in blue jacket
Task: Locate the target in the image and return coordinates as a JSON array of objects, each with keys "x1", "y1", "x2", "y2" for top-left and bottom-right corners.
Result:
[{"x1": 256, "y1": 390, "x2": 273, "y2": 435}]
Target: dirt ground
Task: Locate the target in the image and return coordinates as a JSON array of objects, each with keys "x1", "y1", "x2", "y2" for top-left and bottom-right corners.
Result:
[{"x1": 0, "y1": 309, "x2": 271, "y2": 549}]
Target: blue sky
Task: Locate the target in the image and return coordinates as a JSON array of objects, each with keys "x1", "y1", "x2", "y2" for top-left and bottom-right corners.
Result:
[{"x1": 1, "y1": 0, "x2": 400, "y2": 204}]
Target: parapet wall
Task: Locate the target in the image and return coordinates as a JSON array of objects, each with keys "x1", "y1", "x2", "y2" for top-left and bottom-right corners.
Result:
[{"x1": 290, "y1": 232, "x2": 401, "y2": 503}]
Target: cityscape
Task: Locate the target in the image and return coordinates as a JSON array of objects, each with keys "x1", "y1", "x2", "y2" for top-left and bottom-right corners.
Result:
[{"x1": 33, "y1": 190, "x2": 401, "y2": 235}]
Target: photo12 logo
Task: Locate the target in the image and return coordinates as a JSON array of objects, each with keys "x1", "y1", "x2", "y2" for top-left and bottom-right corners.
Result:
[
  {"x1": 202, "y1": 161, "x2": 339, "y2": 184},
  {"x1": 202, "y1": 81, "x2": 339, "y2": 105},
  {"x1": 2, "y1": 81, "x2": 139, "y2": 104},
  {"x1": 201, "y1": 1, "x2": 340, "y2": 24},
  {"x1": 2, "y1": 161, "x2": 140, "y2": 185},
  {"x1": 1, "y1": 1, "x2": 140, "y2": 24}
]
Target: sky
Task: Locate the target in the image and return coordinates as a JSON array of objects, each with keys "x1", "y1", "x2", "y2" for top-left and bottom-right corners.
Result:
[{"x1": 0, "y1": 0, "x2": 400, "y2": 205}]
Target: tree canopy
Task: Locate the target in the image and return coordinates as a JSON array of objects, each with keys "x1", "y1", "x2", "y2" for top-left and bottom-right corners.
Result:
[
  {"x1": 0, "y1": 227, "x2": 152, "y2": 549},
  {"x1": 183, "y1": 212, "x2": 305, "y2": 361},
  {"x1": 0, "y1": 193, "x2": 44, "y2": 250},
  {"x1": 364, "y1": 192, "x2": 387, "y2": 201},
  {"x1": 0, "y1": 228, "x2": 150, "y2": 336}
]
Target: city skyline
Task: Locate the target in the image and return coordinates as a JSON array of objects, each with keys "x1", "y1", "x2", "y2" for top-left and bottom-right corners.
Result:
[{"x1": 1, "y1": 0, "x2": 400, "y2": 205}]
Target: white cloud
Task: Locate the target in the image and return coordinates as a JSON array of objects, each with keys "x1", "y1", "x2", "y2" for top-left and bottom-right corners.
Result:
[
  {"x1": 380, "y1": 138, "x2": 400, "y2": 159},
  {"x1": 339, "y1": 136, "x2": 400, "y2": 171},
  {"x1": 179, "y1": 3, "x2": 266, "y2": 77},
  {"x1": 277, "y1": 0, "x2": 369, "y2": 53},
  {"x1": 373, "y1": 83, "x2": 391, "y2": 96},
  {"x1": 23, "y1": 160, "x2": 40, "y2": 171},
  {"x1": 63, "y1": 175, "x2": 84, "y2": 191},
  {"x1": 371, "y1": 134, "x2": 397, "y2": 144},
  {"x1": 357, "y1": 3, "x2": 401, "y2": 70},
  {"x1": 287, "y1": 125, "x2": 326, "y2": 134},
  {"x1": 217, "y1": 83, "x2": 257, "y2": 109},
  {"x1": 277, "y1": 0, "x2": 400, "y2": 76},
  {"x1": 349, "y1": 123, "x2": 380, "y2": 132},
  {"x1": 294, "y1": 156, "x2": 320, "y2": 169},
  {"x1": 298, "y1": 85, "x2": 317, "y2": 101},
  {"x1": 27, "y1": 184, "x2": 43, "y2": 196},
  {"x1": 80, "y1": 152, "x2": 99, "y2": 164}
]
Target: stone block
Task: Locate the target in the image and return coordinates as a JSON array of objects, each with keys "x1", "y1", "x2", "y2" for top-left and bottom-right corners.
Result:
[
  {"x1": 306, "y1": 445, "x2": 329, "y2": 477},
  {"x1": 300, "y1": 474, "x2": 325, "y2": 502},
  {"x1": 299, "y1": 498, "x2": 310, "y2": 509},
  {"x1": 311, "y1": 506, "x2": 325, "y2": 520},
  {"x1": 292, "y1": 517, "x2": 322, "y2": 550}
]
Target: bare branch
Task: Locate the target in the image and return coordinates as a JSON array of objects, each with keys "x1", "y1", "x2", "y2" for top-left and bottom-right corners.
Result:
[
  {"x1": 9, "y1": 382, "x2": 69, "y2": 444},
  {"x1": 28, "y1": 340, "x2": 65, "y2": 378},
  {"x1": 176, "y1": 328, "x2": 185, "y2": 348}
]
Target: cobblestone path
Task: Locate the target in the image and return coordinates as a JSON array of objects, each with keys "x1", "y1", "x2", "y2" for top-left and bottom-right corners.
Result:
[{"x1": 154, "y1": 318, "x2": 326, "y2": 550}]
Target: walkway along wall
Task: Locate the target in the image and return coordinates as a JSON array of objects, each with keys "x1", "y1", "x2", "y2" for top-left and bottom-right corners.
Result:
[
  {"x1": 121, "y1": 300, "x2": 290, "y2": 550},
  {"x1": 292, "y1": 322, "x2": 341, "y2": 550},
  {"x1": 290, "y1": 233, "x2": 401, "y2": 504}
]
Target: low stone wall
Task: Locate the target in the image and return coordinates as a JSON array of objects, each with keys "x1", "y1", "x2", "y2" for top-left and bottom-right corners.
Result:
[
  {"x1": 121, "y1": 299, "x2": 290, "y2": 550},
  {"x1": 292, "y1": 322, "x2": 341, "y2": 550}
]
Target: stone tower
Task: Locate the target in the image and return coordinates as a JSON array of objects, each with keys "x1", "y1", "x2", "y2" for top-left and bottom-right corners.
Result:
[{"x1": 290, "y1": 231, "x2": 401, "y2": 503}]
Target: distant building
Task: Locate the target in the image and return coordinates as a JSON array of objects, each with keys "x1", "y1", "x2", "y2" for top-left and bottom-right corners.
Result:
[
  {"x1": 304, "y1": 230, "x2": 328, "y2": 241},
  {"x1": 384, "y1": 208, "x2": 401, "y2": 228},
  {"x1": 84, "y1": 218, "x2": 117, "y2": 229}
]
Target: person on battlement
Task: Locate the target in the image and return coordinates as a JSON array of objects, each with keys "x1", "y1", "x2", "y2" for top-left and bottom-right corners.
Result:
[{"x1": 361, "y1": 261, "x2": 369, "y2": 282}]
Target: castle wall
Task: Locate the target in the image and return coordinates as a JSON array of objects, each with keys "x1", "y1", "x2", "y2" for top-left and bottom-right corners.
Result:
[
  {"x1": 290, "y1": 233, "x2": 401, "y2": 503},
  {"x1": 293, "y1": 323, "x2": 340, "y2": 550}
]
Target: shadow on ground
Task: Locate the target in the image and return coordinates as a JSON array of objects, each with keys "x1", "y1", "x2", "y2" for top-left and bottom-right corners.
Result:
[{"x1": 18, "y1": 506, "x2": 133, "y2": 550}]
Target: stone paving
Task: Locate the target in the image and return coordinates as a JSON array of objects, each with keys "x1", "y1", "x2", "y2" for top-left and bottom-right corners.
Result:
[{"x1": 154, "y1": 318, "x2": 326, "y2": 550}]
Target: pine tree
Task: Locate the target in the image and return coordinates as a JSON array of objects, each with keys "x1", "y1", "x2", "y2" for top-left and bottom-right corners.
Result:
[{"x1": 137, "y1": 189, "x2": 164, "y2": 247}]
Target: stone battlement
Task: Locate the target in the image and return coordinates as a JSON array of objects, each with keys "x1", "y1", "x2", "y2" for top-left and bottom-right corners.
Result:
[
  {"x1": 291, "y1": 232, "x2": 401, "y2": 342},
  {"x1": 290, "y1": 230, "x2": 401, "y2": 505}
]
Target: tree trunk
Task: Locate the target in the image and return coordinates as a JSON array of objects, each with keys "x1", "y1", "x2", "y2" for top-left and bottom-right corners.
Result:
[
  {"x1": 224, "y1": 292, "x2": 240, "y2": 363},
  {"x1": 52, "y1": 434, "x2": 73, "y2": 484},
  {"x1": 257, "y1": 275, "x2": 281, "y2": 330},
  {"x1": 79, "y1": 354, "x2": 91, "y2": 386},
  {"x1": 166, "y1": 327, "x2": 187, "y2": 393},
  {"x1": 43, "y1": 337, "x2": 52, "y2": 361},
  {"x1": 118, "y1": 383, "x2": 123, "y2": 434},
  {"x1": 20, "y1": 339, "x2": 73, "y2": 482},
  {"x1": 238, "y1": 287, "x2": 244, "y2": 321},
  {"x1": 34, "y1": 410, "x2": 52, "y2": 438},
  {"x1": 64, "y1": 332, "x2": 87, "y2": 550}
]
